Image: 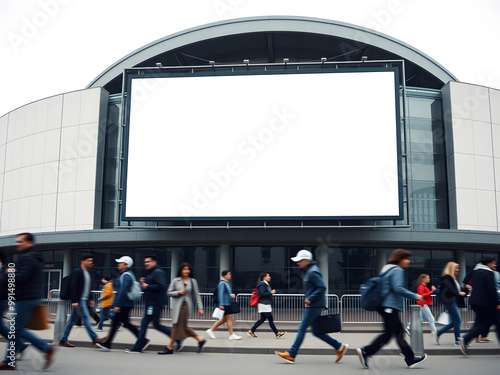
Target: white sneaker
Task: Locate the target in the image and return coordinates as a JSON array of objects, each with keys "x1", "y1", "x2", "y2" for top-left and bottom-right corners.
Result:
[
  {"x1": 206, "y1": 329, "x2": 216, "y2": 339},
  {"x1": 229, "y1": 334, "x2": 241, "y2": 340}
]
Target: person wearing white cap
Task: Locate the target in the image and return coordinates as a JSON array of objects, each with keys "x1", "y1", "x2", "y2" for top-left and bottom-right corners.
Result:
[
  {"x1": 97, "y1": 256, "x2": 140, "y2": 351},
  {"x1": 275, "y1": 250, "x2": 348, "y2": 364}
]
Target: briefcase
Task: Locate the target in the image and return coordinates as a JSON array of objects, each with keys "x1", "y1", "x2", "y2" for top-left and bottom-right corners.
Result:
[
  {"x1": 314, "y1": 312, "x2": 342, "y2": 334},
  {"x1": 26, "y1": 305, "x2": 49, "y2": 330}
]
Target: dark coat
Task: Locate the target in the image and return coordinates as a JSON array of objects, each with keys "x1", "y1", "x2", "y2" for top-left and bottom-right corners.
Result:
[
  {"x1": 469, "y1": 269, "x2": 500, "y2": 307},
  {"x1": 143, "y1": 265, "x2": 167, "y2": 306},
  {"x1": 440, "y1": 275, "x2": 461, "y2": 305},
  {"x1": 256, "y1": 281, "x2": 273, "y2": 306},
  {"x1": 69, "y1": 267, "x2": 92, "y2": 304},
  {"x1": 5, "y1": 246, "x2": 44, "y2": 301}
]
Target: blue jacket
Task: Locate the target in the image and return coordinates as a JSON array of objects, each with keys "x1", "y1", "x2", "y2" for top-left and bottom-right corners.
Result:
[
  {"x1": 114, "y1": 270, "x2": 136, "y2": 308},
  {"x1": 302, "y1": 261, "x2": 326, "y2": 308},
  {"x1": 381, "y1": 264, "x2": 418, "y2": 311},
  {"x1": 217, "y1": 280, "x2": 232, "y2": 306}
]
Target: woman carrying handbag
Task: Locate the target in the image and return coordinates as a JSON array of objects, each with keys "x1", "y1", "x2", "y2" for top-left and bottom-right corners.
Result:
[
  {"x1": 159, "y1": 263, "x2": 206, "y2": 354},
  {"x1": 206, "y1": 270, "x2": 241, "y2": 340}
]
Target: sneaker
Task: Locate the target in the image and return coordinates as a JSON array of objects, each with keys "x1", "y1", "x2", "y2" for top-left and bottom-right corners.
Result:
[
  {"x1": 405, "y1": 326, "x2": 411, "y2": 336},
  {"x1": 356, "y1": 348, "x2": 369, "y2": 369},
  {"x1": 97, "y1": 343, "x2": 110, "y2": 351},
  {"x1": 478, "y1": 337, "x2": 494, "y2": 343},
  {"x1": 458, "y1": 337, "x2": 468, "y2": 356},
  {"x1": 432, "y1": 332, "x2": 439, "y2": 344},
  {"x1": 197, "y1": 339, "x2": 206, "y2": 353},
  {"x1": 275, "y1": 350, "x2": 295, "y2": 364},
  {"x1": 335, "y1": 343, "x2": 349, "y2": 363},
  {"x1": 276, "y1": 332, "x2": 287, "y2": 339},
  {"x1": 206, "y1": 329, "x2": 216, "y2": 339},
  {"x1": 95, "y1": 328, "x2": 103, "y2": 332},
  {"x1": 407, "y1": 354, "x2": 427, "y2": 368},
  {"x1": 142, "y1": 339, "x2": 151, "y2": 351},
  {"x1": 175, "y1": 340, "x2": 184, "y2": 352},
  {"x1": 125, "y1": 349, "x2": 141, "y2": 354},
  {"x1": 229, "y1": 334, "x2": 241, "y2": 340},
  {"x1": 247, "y1": 330, "x2": 257, "y2": 338}
]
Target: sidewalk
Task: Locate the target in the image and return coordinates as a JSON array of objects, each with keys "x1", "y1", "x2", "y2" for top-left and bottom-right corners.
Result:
[{"x1": 36, "y1": 320, "x2": 500, "y2": 356}]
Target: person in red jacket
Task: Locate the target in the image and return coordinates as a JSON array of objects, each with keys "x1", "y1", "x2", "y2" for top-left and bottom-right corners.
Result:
[{"x1": 409, "y1": 274, "x2": 438, "y2": 343}]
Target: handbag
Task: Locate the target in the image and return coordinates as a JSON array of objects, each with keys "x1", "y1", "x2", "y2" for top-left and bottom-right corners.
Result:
[
  {"x1": 314, "y1": 310, "x2": 342, "y2": 333},
  {"x1": 26, "y1": 305, "x2": 49, "y2": 330},
  {"x1": 212, "y1": 307, "x2": 224, "y2": 320},
  {"x1": 436, "y1": 311, "x2": 450, "y2": 325}
]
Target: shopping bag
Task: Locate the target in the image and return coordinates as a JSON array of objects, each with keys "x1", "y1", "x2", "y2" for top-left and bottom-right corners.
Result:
[
  {"x1": 313, "y1": 313, "x2": 342, "y2": 333},
  {"x1": 436, "y1": 311, "x2": 450, "y2": 325},
  {"x1": 26, "y1": 305, "x2": 49, "y2": 330},
  {"x1": 212, "y1": 307, "x2": 224, "y2": 320}
]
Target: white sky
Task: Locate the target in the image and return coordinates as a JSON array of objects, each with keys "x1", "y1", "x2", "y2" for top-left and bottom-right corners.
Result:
[{"x1": 1, "y1": 0, "x2": 499, "y2": 117}]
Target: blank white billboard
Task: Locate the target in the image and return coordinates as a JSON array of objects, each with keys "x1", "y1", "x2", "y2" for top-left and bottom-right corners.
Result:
[{"x1": 124, "y1": 70, "x2": 401, "y2": 220}]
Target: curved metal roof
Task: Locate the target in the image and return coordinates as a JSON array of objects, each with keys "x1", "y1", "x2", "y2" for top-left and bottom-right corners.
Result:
[{"x1": 87, "y1": 16, "x2": 457, "y2": 92}]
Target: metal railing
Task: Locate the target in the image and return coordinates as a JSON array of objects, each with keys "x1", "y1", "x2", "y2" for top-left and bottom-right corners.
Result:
[{"x1": 47, "y1": 290, "x2": 474, "y2": 327}]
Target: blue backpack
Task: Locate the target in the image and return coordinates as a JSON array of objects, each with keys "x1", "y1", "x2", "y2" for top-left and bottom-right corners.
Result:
[{"x1": 361, "y1": 267, "x2": 396, "y2": 311}]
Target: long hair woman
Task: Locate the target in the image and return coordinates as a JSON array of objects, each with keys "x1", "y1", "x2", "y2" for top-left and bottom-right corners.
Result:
[
  {"x1": 436, "y1": 262, "x2": 466, "y2": 345},
  {"x1": 160, "y1": 262, "x2": 206, "y2": 354},
  {"x1": 413, "y1": 274, "x2": 438, "y2": 343},
  {"x1": 247, "y1": 273, "x2": 286, "y2": 339}
]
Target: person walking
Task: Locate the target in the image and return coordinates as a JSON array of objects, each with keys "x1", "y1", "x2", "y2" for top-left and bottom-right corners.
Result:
[
  {"x1": 458, "y1": 257, "x2": 500, "y2": 355},
  {"x1": 158, "y1": 262, "x2": 206, "y2": 354},
  {"x1": 97, "y1": 256, "x2": 140, "y2": 351},
  {"x1": 436, "y1": 262, "x2": 466, "y2": 346},
  {"x1": 356, "y1": 249, "x2": 427, "y2": 369},
  {"x1": 247, "y1": 273, "x2": 286, "y2": 339},
  {"x1": 59, "y1": 254, "x2": 106, "y2": 348},
  {"x1": 96, "y1": 277, "x2": 114, "y2": 331},
  {"x1": 0, "y1": 233, "x2": 57, "y2": 370},
  {"x1": 275, "y1": 250, "x2": 348, "y2": 364},
  {"x1": 408, "y1": 274, "x2": 438, "y2": 343},
  {"x1": 125, "y1": 255, "x2": 174, "y2": 354},
  {"x1": 206, "y1": 270, "x2": 241, "y2": 340}
]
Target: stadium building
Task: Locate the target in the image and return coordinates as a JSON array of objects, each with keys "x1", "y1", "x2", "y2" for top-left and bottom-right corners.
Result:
[{"x1": 1, "y1": 16, "x2": 499, "y2": 297}]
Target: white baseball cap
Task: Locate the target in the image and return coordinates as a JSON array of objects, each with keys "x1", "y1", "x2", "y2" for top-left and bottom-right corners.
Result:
[
  {"x1": 291, "y1": 249, "x2": 313, "y2": 262},
  {"x1": 115, "y1": 256, "x2": 133, "y2": 267}
]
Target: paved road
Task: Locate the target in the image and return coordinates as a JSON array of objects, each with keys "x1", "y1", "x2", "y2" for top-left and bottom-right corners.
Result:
[{"x1": 11, "y1": 346, "x2": 500, "y2": 375}]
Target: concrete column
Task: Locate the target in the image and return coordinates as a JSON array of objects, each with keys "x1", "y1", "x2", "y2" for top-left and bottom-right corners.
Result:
[
  {"x1": 376, "y1": 249, "x2": 388, "y2": 273},
  {"x1": 219, "y1": 244, "x2": 231, "y2": 274},
  {"x1": 54, "y1": 249, "x2": 73, "y2": 343},
  {"x1": 170, "y1": 248, "x2": 181, "y2": 282},
  {"x1": 316, "y1": 245, "x2": 329, "y2": 294},
  {"x1": 456, "y1": 249, "x2": 466, "y2": 284}
]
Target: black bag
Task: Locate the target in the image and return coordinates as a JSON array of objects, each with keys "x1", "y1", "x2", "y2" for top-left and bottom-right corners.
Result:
[
  {"x1": 212, "y1": 284, "x2": 219, "y2": 306},
  {"x1": 313, "y1": 311, "x2": 342, "y2": 334},
  {"x1": 60, "y1": 274, "x2": 72, "y2": 300},
  {"x1": 224, "y1": 301, "x2": 240, "y2": 315}
]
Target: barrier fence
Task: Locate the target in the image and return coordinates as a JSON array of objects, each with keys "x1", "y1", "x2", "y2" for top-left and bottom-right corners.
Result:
[{"x1": 46, "y1": 290, "x2": 475, "y2": 327}]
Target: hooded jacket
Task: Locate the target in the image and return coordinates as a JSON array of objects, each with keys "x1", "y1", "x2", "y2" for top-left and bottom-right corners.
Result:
[
  {"x1": 468, "y1": 264, "x2": 500, "y2": 307},
  {"x1": 8, "y1": 246, "x2": 43, "y2": 301}
]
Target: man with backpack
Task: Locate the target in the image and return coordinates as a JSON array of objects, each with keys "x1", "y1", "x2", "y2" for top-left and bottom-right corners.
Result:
[
  {"x1": 97, "y1": 256, "x2": 140, "y2": 351},
  {"x1": 59, "y1": 254, "x2": 106, "y2": 348},
  {"x1": 275, "y1": 250, "x2": 348, "y2": 364},
  {"x1": 356, "y1": 249, "x2": 426, "y2": 369}
]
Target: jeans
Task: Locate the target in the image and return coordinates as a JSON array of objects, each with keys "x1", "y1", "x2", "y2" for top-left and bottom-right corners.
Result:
[
  {"x1": 97, "y1": 307, "x2": 113, "y2": 330},
  {"x1": 104, "y1": 306, "x2": 139, "y2": 348},
  {"x1": 419, "y1": 305, "x2": 437, "y2": 333},
  {"x1": 60, "y1": 298, "x2": 98, "y2": 342},
  {"x1": 251, "y1": 312, "x2": 278, "y2": 335},
  {"x1": 4, "y1": 299, "x2": 51, "y2": 363},
  {"x1": 437, "y1": 301, "x2": 461, "y2": 341},
  {"x1": 288, "y1": 307, "x2": 342, "y2": 358},
  {"x1": 131, "y1": 305, "x2": 171, "y2": 351},
  {"x1": 363, "y1": 307, "x2": 414, "y2": 364}
]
